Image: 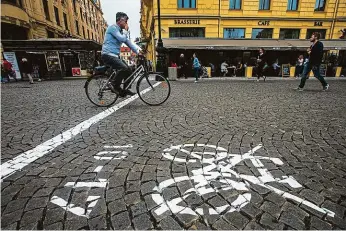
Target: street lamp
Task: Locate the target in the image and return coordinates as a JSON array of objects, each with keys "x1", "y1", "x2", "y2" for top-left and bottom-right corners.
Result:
[{"x1": 156, "y1": 0, "x2": 167, "y2": 74}]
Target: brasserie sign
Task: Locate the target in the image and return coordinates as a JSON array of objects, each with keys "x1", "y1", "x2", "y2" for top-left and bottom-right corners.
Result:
[{"x1": 175, "y1": 19, "x2": 200, "y2": 25}]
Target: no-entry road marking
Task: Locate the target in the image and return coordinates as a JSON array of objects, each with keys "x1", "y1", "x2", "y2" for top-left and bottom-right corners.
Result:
[{"x1": 0, "y1": 83, "x2": 161, "y2": 181}]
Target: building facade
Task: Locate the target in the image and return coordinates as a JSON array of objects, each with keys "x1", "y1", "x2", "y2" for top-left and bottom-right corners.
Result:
[
  {"x1": 141, "y1": 0, "x2": 346, "y2": 75},
  {"x1": 1, "y1": 0, "x2": 107, "y2": 43}
]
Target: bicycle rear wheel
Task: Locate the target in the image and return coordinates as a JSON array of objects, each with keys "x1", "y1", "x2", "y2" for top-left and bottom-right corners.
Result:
[
  {"x1": 85, "y1": 75, "x2": 118, "y2": 107},
  {"x1": 136, "y1": 74, "x2": 171, "y2": 106}
]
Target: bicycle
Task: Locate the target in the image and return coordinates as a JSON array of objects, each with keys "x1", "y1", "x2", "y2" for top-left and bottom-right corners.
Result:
[{"x1": 84, "y1": 53, "x2": 171, "y2": 107}]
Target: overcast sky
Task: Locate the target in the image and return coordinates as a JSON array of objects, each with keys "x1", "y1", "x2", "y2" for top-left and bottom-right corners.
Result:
[{"x1": 100, "y1": 0, "x2": 141, "y2": 39}]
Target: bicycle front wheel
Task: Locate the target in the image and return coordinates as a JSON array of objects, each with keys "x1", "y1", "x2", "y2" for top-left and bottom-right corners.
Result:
[
  {"x1": 136, "y1": 74, "x2": 171, "y2": 106},
  {"x1": 85, "y1": 75, "x2": 118, "y2": 107}
]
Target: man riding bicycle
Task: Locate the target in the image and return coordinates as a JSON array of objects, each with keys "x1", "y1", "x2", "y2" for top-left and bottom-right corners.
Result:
[{"x1": 101, "y1": 12, "x2": 142, "y2": 97}]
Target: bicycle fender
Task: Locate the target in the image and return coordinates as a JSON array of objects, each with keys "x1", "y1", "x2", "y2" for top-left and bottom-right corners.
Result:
[{"x1": 84, "y1": 76, "x2": 93, "y2": 88}]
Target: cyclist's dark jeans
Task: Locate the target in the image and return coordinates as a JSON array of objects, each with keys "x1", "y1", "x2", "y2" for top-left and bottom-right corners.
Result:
[{"x1": 101, "y1": 54, "x2": 132, "y2": 89}]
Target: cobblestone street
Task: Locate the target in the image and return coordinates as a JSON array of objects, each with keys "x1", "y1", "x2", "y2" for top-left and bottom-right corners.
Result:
[{"x1": 1, "y1": 78, "x2": 346, "y2": 230}]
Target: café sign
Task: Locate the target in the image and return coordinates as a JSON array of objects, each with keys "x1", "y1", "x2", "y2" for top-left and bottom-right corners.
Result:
[
  {"x1": 258, "y1": 20, "x2": 270, "y2": 26},
  {"x1": 175, "y1": 19, "x2": 200, "y2": 25}
]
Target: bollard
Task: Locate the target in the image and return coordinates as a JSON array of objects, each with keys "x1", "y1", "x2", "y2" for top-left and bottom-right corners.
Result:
[
  {"x1": 246, "y1": 66, "x2": 253, "y2": 78},
  {"x1": 290, "y1": 67, "x2": 296, "y2": 78},
  {"x1": 168, "y1": 67, "x2": 177, "y2": 81},
  {"x1": 336, "y1": 67, "x2": 342, "y2": 77}
]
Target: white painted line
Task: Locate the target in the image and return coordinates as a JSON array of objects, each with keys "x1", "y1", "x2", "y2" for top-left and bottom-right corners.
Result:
[
  {"x1": 104, "y1": 144, "x2": 133, "y2": 148},
  {"x1": 65, "y1": 179, "x2": 108, "y2": 188},
  {"x1": 93, "y1": 166, "x2": 103, "y2": 173},
  {"x1": 0, "y1": 83, "x2": 161, "y2": 181}
]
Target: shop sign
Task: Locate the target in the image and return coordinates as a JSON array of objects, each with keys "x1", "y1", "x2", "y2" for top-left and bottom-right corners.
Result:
[
  {"x1": 314, "y1": 21, "x2": 323, "y2": 26},
  {"x1": 174, "y1": 19, "x2": 200, "y2": 25},
  {"x1": 46, "y1": 51, "x2": 61, "y2": 71},
  {"x1": 3, "y1": 52, "x2": 22, "y2": 79},
  {"x1": 258, "y1": 20, "x2": 270, "y2": 26}
]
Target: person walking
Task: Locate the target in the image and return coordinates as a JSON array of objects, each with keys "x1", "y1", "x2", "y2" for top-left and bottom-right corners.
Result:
[
  {"x1": 21, "y1": 58, "x2": 34, "y2": 84},
  {"x1": 2, "y1": 58, "x2": 17, "y2": 82},
  {"x1": 192, "y1": 53, "x2": 201, "y2": 83},
  {"x1": 178, "y1": 53, "x2": 187, "y2": 79},
  {"x1": 256, "y1": 48, "x2": 267, "y2": 81},
  {"x1": 295, "y1": 55, "x2": 304, "y2": 78},
  {"x1": 297, "y1": 32, "x2": 329, "y2": 91}
]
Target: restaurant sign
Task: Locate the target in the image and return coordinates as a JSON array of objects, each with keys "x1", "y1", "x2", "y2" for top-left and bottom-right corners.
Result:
[{"x1": 175, "y1": 19, "x2": 200, "y2": 25}]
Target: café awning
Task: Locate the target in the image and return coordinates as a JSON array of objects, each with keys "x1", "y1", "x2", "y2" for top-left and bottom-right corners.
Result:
[
  {"x1": 1, "y1": 39, "x2": 102, "y2": 51},
  {"x1": 162, "y1": 38, "x2": 346, "y2": 51}
]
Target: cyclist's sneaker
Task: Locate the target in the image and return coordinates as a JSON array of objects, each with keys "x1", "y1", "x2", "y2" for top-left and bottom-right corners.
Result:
[
  {"x1": 124, "y1": 89, "x2": 136, "y2": 96},
  {"x1": 296, "y1": 87, "x2": 304, "y2": 91},
  {"x1": 323, "y1": 84, "x2": 329, "y2": 91}
]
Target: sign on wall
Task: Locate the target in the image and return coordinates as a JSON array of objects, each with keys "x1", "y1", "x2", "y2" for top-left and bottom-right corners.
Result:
[
  {"x1": 174, "y1": 19, "x2": 200, "y2": 25},
  {"x1": 3, "y1": 52, "x2": 22, "y2": 79}
]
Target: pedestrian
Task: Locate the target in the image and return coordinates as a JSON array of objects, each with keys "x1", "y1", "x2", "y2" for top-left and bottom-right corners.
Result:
[
  {"x1": 297, "y1": 32, "x2": 329, "y2": 91},
  {"x1": 256, "y1": 48, "x2": 267, "y2": 81},
  {"x1": 221, "y1": 60, "x2": 229, "y2": 77},
  {"x1": 235, "y1": 61, "x2": 243, "y2": 77},
  {"x1": 178, "y1": 53, "x2": 187, "y2": 79},
  {"x1": 295, "y1": 55, "x2": 304, "y2": 78},
  {"x1": 2, "y1": 58, "x2": 17, "y2": 82},
  {"x1": 192, "y1": 53, "x2": 201, "y2": 83},
  {"x1": 21, "y1": 58, "x2": 34, "y2": 84}
]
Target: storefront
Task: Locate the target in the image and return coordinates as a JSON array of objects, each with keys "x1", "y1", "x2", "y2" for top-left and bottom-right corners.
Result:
[
  {"x1": 1, "y1": 39, "x2": 101, "y2": 80},
  {"x1": 163, "y1": 38, "x2": 346, "y2": 77}
]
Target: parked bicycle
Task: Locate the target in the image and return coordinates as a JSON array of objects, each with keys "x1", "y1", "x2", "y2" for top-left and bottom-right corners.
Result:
[{"x1": 85, "y1": 53, "x2": 171, "y2": 107}]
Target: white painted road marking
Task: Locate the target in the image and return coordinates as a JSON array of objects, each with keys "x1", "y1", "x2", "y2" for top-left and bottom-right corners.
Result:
[{"x1": 0, "y1": 83, "x2": 161, "y2": 181}]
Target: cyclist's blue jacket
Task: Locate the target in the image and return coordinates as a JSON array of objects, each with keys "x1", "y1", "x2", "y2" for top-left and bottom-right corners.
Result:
[{"x1": 102, "y1": 24, "x2": 139, "y2": 56}]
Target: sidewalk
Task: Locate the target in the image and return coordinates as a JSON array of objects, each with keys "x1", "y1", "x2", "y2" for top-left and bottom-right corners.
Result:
[{"x1": 176, "y1": 76, "x2": 346, "y2": 81}]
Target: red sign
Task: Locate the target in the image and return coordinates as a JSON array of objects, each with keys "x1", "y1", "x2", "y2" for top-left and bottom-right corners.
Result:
[{"x1": 72, "y1": 67, "x2": 81, "y2": 76}]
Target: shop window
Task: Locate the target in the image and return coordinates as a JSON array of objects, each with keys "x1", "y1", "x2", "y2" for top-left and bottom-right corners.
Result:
[
  {"x1": 252, "y1": 28, "x2": 273, "y2": 38},
  {"x1": 230, "y1": 0, "x2": 241, "y2": 9},
  {"x1": 63, "y1": 13, "x2": 69, "y2": 30},
  {"x1": 259, "y1": 0, "x2": 270, "y2": 10},
  {"x1": 42, "y1": 0, "x2": 50, "y2": 20},
  {"x1": 177, "y1": 0, "x2": 196, "y2": 8},
  {"x1": 169, "y1": 27, "x2": 205, "y2": 38},
  {"x1": 279, "y1": 29, "x2": 300, "y2": 39},
  {"x1": 224, "y1": 28, "x2": 245, "y2": 38},
  {"x1": 314, "y1": 0, "x2": 325, "y2": 11},
  {"x1": 54, "y1": 6, "x2": 60, "y2": 26},
  {"x1": 287, "y1": 0, "x2": 298, "y2": 10},
  {"x1": 306, "y1": 29, "x2": 326, "y2": 39},
  {"x1": 75, "y1": 20, "x2": 80, "y2": 35}
]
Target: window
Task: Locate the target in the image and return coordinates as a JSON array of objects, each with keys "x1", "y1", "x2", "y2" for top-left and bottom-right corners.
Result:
[
  {"x1": 6, "y1": 0, "x2": 23, "y2": 8},
  {"x1": 279, "y1": 29, "x2": 300, "y2": 39},
  {"x1": 169, "y1": 28, "x2": 205, "y2": 38},
  {"x1": 42, "y1": 0, "x2": 50, "y2": 20},
  {"x1": 259, "y1": 0, "x2": 270, "y2": 10},
  {"x1": 252, "y1": 28, "x2": 273, "y2": 38},
  {"x1": 306, "y1": 29, "x2": 326, "y2": 39},
  {"x1": 47, "y1": 29, "x2": 55, "y2": 38},
  {"x1": 63, "y1": 13, "x2": 69, "y2": 30},
  {"x1": 177, "y1": 0, "x2": 196, "y2": 8},
  {"x1": 54, "y1": 6, "x2": 60, "y2": 26},
  {"x1": 224, "y1": 28, "x2": 245, "y2": 38},
  {"x1": 80, "y1": 7, "x2": 83, "y2": 20},
  {"x1": 287, "y1": 0, "x2": 298, "y2": 10},
  {"x1": 73, "y1": 0, "x2": 77, "y2": 12},
  {"x1": 229, "y1": 0, "x2": 241, "y2": 9},
  {"x1": 82, "y1": 26, "x2": 85, "y2": 38},
  {"x1": 314, "y1": 0, "x2": 326, "y2": 11},
  {"x1": 75, "y1": 20, "x2": 80, "y2": 35}
]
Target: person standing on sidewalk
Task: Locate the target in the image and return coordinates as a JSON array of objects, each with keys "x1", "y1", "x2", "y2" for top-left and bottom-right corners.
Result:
[
  {"x1": 256, "y1": 48, "x2": 267, "y2": 82},
  {"x1": 297, "y1": 32, "x2": 329, "y2": 91},
  {"x1": 192, "y1": 53, "x2": 201, "y2": 83},
  {"x1": 21, "y1": 58, "x2": 34, "y2": 84},
  {"x1": 178, "y1": 53, "x2": 187, "y2": 79},
  {"x1": 2, "y1": 58, "x2": 17, "y2": 82}
]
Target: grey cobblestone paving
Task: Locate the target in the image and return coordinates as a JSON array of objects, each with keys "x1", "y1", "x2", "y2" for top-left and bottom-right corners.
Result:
[{"x1": 1, "y1": 79, "x2": 346, "y2": 230}]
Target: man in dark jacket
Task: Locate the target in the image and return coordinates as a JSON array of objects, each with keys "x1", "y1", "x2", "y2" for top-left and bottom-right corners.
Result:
[
  {"x1": 21, "y1": 58, "x2": 34, "y2": 84},
  {"x1": 297, "y1": 32, "x2": 329, "y2": 91}
]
